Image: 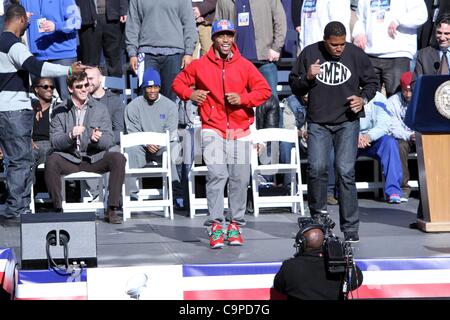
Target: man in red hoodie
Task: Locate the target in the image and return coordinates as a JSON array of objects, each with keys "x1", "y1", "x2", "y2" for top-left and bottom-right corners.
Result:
[{"x1": 173, "y1": 19, "x2": 271, "y2": 249}]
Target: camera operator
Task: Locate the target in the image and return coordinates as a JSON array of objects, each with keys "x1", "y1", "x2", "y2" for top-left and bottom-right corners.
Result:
[{"x1": 273, "y1": 222, "x2": 363, "y2": 300}]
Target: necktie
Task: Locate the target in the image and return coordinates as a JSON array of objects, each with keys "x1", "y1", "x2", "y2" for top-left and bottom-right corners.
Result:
[
  {"x1": 76, "y1": 109, "x2": 81, "y2": 151},
  {"x1": 440, "y1": 52, "x2": 449, "y2": 75}
]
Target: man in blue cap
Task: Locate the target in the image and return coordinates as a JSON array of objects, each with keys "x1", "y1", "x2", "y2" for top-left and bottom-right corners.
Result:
[{"x1": 124, "y1": 68, "x2": 180, "y2": 196}]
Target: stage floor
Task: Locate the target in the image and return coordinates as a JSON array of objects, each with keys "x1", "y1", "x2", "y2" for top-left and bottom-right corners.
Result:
[{"x1": 2, "y1": 197, "x2": 450, "y2": 268}]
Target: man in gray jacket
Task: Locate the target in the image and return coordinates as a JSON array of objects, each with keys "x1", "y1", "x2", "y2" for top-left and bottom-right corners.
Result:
[
  {"x1": 44, "y1": 72, "x2": 126, "y2": 224},
  {"x1": 215, "y1": 0, "x2": 287, "y2": 97},
  {"x1": 125, "y1": 0, "x2": 197, "y2": 102}
]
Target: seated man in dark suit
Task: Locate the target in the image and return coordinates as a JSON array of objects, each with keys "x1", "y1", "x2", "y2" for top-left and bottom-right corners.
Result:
[{"x1": 44, "y1": 72, "x2": 126, "y2": 224}]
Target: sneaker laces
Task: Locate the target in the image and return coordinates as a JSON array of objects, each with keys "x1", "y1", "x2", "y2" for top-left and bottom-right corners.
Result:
[
  {"x1": 227, "y1": 224, "x2": 240, "y2": 239},
  {"x1": 211, "y1": 227, "x2": 223, "y2": 241}
]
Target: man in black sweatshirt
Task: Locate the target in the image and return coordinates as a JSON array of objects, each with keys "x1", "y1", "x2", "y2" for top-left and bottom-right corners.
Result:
[{"x1": 289, "y1": 21, "x2": 378, "y2": 242}]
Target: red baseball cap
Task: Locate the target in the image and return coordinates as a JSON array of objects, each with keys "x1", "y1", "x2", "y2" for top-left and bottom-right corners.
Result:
[{"x1": 400, "y1": 71, "x2": 413, "y2": 90}]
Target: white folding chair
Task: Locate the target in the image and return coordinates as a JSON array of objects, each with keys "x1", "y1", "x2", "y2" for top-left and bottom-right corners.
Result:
[
  {"x1": 120, "y1": 131, "x2": 174, "y2": 221},
  {"x1": 250, "y1": 128, "x2": 305, "y2": 217},
  {"x1": 187, "y1": 127, "x2": 228, "y2": 219},
  {"x1": 61, "y1": 171, "x2": 105, "y2": 213}
]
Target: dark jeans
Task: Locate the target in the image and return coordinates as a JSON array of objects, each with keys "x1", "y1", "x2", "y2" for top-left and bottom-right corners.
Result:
[
  {"x1": 397, "y1": 138, "x2": 416, "y2": 197},
  {"x1": 368, "y1": 56, "x2": 410, "y2": 97},
  {"x1": 0, "y1": 109, "x2": 34, "y2": 217},
  {"x1": 44, "y1": 152, "x2": 126, "y2": 209},
  {"x1": 32, "y1": 140, "x2": 52, "y2": 187},
  {"x1": 257, "y1": 62, "x2": 278, "y2": 99},
  {"x1": 144, "y1": 53, "x2": 183, "y2": 102},
  {"x1": 327, "y1": 146, "x2": 337, "y2": 197},
  {"x1": 77, "y1": 15, "x2": 124, "y2": 76},
  {"x1": 307, "y1": 121, "x2": 360, "y2": 233}
]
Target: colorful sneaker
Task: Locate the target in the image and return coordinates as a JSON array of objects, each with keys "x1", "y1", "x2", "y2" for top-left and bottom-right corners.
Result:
[
  {"x1": 226, "y1": 222, "x2": 244, "y2": 246},
  {"x1": 388, "y1": 194, "x2": 401, "y2": 204},
  {"x1": 209, "y1": 223, "x2": 225, "y2": 249}
]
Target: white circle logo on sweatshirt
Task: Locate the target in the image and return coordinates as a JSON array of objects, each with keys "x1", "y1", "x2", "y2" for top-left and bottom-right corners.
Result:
[{"x1": 316, "y1": 61, "x2": 352, "y2": 86}]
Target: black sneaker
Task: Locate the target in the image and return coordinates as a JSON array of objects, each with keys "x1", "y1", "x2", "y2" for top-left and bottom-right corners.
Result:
[
  {"x1": 344, "y1": 231, "x2": 359, "y2": 243},
  {"x1": 409, "y1": 222, "x2": 419, "y2": 229}
]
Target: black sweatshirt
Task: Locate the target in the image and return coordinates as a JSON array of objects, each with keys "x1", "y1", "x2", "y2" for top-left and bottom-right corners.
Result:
[{"x1": 289, "y1": 41, "x2": 378, "y2": 124}]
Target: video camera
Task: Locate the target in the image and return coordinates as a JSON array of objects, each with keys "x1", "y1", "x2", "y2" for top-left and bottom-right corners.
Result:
[{"x1": 297, "y1": 211, "x2": 354, "y2": 273}]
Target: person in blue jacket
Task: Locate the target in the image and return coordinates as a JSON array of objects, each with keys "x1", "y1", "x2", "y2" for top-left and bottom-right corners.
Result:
[{"x1": 20, "y1": 0, "x2": 81, "y2": 100}]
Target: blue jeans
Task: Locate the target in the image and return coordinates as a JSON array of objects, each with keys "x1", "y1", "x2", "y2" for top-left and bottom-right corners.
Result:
[
  {"x1": 257, "y1": 62, "x2": 278, "y2": 99},
  {"x1": 358, "y1": 135, "x2": 402, "y2": 198},
  {"x1": 307, "y1": 121, "x2": 360, "y2": 233},
  {"x1": 0, "y1": 109, "x2": 34, "y2": 217},
  {"x1": 144, "y1": 53, "x2": 183, "y2": 102},
  {"x1": 327, "y1": 147, "x2": 337, "y2": 197}
]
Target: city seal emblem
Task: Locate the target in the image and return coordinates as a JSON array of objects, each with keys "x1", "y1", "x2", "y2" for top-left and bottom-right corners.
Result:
[{"x1": 435, "y1": 80, "x2": 450, "y2": 120}]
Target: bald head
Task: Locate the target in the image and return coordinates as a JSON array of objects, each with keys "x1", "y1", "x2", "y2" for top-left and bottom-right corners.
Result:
[
  {"x1": 85, "y1": 67, "x2": 104, "y2": 97},
  {"x1": 303, "y1": 228, "x2": 325, "y2": 252}
]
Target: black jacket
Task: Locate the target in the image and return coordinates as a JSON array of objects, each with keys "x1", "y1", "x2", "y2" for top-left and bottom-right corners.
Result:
[
  {"x1": 289, "y1": 41, "x2": 378, "y2": 124},
  {"x1": 76, "y1": 0, "x2": 129, "y2": 25},
  {"x1": 273, "y1": 252, "x2": 363, "y2": 300},
  {"x1": 255, "y1": 95, "x2": 280, "y2": 129}
]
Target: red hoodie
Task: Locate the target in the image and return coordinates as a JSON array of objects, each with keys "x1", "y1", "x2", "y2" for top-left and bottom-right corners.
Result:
[{"x1": 172, "y1": 43, "x2": 271, "y2": 139}]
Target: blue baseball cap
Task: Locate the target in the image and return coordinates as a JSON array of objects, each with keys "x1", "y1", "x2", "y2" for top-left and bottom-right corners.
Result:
[
  {"x1": 142, "y1": 68, "x2": 161, "y2": 88},
  {"x1": 211, "y1": 19, "x2": 236, "y2": 39}
]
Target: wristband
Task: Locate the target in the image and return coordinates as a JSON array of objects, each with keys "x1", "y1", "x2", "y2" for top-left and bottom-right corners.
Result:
[{"x1": 69, "y1": 66, "x2": 73, "y2": 76}]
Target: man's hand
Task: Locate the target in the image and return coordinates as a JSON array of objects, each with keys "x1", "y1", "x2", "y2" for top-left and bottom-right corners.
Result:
[
  {"x1": 388, "y1": 21, "x2": 399, "y2": 39},
  {"x1": 181, "y1": 55, "x2": 193, "y2": 69},
  {"x1": 268, "y1": 49, "x2": 280, "y2": 62},
  {"x1": 307, "y1": 59, "x2": 321, "y2": 81},
  {"x1": 193, "y1": 7, "x2": 201, "y2": 19},
  {"x1": 358, "y1": 134, "x2": 372, "y2": 149},
  {"x1": 190, "y1": 90, "x2": 210, "y2": 105},
  {"x1": 295, "y1": 26, "x2": 301, "y2": 33},
  {"x1": 410, "y1": 132, "x2": 416, "y2": 142},
  {"x1": 299, "y1": 129, "x2": 308, "y2": 139},
  {"x1": 347, "y1": 95, "x2": 365, "y2": 113},
  {"x1": 353, "y1": 34, "x2": 367, "y2": 50},
  {"x1": 255, "y1": 143, "x2": 267, "y2": 156},
  {"x1": 41, "y1": 20, "x2": 56, "y2": 32},
  {"x1": 130, "y1": 56, "x2": 138, "y2": 74},
  {"x1": 91, "y1": 127, "x2": 102, "y2": 143},
  {"x1": 35, "y1": 110, "x2": 43, "y2": 121},
  {"x1": 146, "y1": 144, "x2": 160, "y2": 154},
  {"x1": 225, "y1": 92, "x2": 241, "y2": 105},
  {"x1": 32, "y1": 140, "x2": 39, "y2": 150},
  {"x1": 71, "y1": 125, "x2": 85, "y2": 139},
  {"x1": 71, "y1": 61, "x2": 87, "y2": 74},
  {"x1": 120, "y1": 15, "x2": 127, "y2": 23}
]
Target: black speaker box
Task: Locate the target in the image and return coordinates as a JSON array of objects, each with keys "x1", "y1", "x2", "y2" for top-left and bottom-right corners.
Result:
[{"x1": 20, "y1": 212, "x2": 97, "y2": 270}]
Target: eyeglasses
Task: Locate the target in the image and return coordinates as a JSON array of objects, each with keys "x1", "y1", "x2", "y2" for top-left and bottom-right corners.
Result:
[
  {"x1": 74, "y1": 83, "x2": 90, "y2": 89},
  {"x1": 37, "y1": 84, "x2": 54, "y2": 90}
]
